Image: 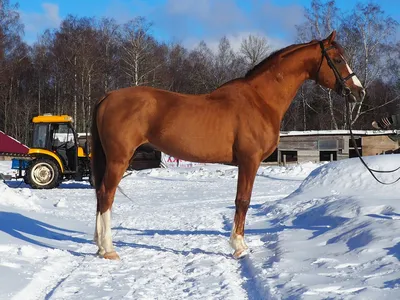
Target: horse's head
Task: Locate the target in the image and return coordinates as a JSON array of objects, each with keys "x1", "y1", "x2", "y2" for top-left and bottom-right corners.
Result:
[{"x1": 315, "y1": 31, "x2": 366, "y2": 103}]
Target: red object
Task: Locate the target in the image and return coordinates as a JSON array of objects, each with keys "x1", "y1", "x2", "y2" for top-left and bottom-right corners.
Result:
[{"x1": 0, "y1": 130, "x2": 29, "y2": 154}]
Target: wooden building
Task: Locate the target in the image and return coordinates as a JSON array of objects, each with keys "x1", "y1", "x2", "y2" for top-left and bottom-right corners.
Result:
[{"x1": 265, "y1": 130, "x2": 400, "y2": 165}]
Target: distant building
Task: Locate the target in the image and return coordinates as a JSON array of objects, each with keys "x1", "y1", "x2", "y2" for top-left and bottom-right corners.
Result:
[{"x1": 264, "y1": 130, "x2": 400, "y2": 165}]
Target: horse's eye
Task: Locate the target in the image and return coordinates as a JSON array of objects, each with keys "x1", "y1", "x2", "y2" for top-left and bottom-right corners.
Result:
[{"x1": 334, "y1": 58, "x2": 343, "y2": 64}]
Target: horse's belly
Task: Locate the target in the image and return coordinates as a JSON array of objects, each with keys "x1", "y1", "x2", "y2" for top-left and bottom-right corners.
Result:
[{"x1": 150, "y1": 135, "x2": 234, "y2": 164}]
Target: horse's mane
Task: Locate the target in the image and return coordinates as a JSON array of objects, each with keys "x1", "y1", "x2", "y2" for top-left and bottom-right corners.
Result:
[
  {"x1": 217, "y1": 41, "x2": 318, "y2": 89},
  {"x1": 244, "y1": 40, "x2": 319, "y2": 78},
  {"x1": 218, "y1": 38, "x2": 343, "y2": 89}
]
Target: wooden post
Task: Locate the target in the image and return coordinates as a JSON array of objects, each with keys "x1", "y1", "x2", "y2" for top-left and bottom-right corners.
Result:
[
  {"x1": 278, "y1": 150, "x2": 281, "y2": 166},
  {"x1": 330, "y1": 153, "x2": 334, "y2": 162},
  {"x1": 283, "y1": 154, "x2": 287, "y2": 166}
]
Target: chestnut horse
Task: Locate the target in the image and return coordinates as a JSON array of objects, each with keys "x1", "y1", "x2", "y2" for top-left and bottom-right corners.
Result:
[{"x1": 91, "y1": 31, "x2": 365, "y2": 260}]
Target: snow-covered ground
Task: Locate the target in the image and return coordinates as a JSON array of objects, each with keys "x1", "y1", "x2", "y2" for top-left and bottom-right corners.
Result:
[{"x1": 1, "y1": 155, "x2": 400, "y2": 299}]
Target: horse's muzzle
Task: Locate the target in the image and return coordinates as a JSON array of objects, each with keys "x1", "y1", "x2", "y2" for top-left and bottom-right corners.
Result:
[{"x1": 347, "y1": 88, "x2": 366, "y2": 103}]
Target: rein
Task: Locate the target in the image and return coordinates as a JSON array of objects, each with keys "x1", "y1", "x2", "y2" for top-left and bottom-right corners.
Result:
[{"x1": 346, "y1": 102, "x2": 400, "y2": 185}]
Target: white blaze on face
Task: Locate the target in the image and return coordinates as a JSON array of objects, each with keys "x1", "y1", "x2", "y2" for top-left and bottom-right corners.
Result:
[{"x1": 342, "y1": 55, "x2": 363, "y2": 88}]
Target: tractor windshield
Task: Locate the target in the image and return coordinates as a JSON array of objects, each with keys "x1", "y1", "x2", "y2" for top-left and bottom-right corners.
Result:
[{"x1": 32, "y1": 123, "x2": 49, "y2": 148}]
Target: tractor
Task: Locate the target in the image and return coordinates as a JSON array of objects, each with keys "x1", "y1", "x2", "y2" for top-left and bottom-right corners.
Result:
[{"x1": 11, "y1": 114, "x2": 91, "y2": 189}]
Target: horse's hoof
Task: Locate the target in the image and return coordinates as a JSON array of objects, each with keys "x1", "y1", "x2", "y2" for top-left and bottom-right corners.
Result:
[
  {"x1": 232, "y1": 248, "x2": 249, "y2": 259},
  {"x1": 103, "y1": 251, "x2": 120, "y2": 260}
]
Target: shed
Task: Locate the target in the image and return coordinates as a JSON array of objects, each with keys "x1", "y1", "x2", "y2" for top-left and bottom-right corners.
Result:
[{"x1": 267, "y1": 130, "x2": 400, "y2": 165}]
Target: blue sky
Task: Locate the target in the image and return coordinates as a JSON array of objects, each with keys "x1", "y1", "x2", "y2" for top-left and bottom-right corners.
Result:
[{"x1": 16, "y1": 0, "x2": 400, "y2": 49}]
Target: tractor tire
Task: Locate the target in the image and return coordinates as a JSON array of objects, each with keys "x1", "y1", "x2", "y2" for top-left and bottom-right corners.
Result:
[{"x1": 25, "y1": 158, "x2": 61, "y2": 189}]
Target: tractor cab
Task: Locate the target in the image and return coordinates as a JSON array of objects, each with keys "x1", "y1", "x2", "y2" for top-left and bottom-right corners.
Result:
[{"x1": 32, "y1": 115, "x2": 80, "y2": 172}]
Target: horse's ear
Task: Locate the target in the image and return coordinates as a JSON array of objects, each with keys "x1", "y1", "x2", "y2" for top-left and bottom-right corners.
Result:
[{"x1": 327, "y1": 30, "x2": 336, "y2": 43}]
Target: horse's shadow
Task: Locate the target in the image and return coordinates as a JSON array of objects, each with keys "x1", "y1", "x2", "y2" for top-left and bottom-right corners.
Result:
[
  {"x1": 112, "y1": 226, "x2": 282, "y2": 257},
  {"x1": 113, "y1": 226, "x2": 280, "y2": 238},
  {"x1": 0, "y1": 211, "x2": 91, "y2": 252},
  {"x1": 114, "y1": 240, "x2": 232, "y2": 257}
]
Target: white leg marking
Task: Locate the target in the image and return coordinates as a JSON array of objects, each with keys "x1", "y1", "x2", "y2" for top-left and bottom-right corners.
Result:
[
  {"x1": 100, "y1": 209, "x2": 114, "y2": 253},
  {"x1": 94, "y1": 212, "x2": 105, "y2": 256},
  {"x1": 229, "y1": 220, "x2": 248, "y2": 252}
]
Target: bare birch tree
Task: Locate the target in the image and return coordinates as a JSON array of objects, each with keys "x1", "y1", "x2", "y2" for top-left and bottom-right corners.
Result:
[
  {"x1": 240, "y1": 34, "x2": 271, "y2": 68},
  {"x1": 120, "y1": 17, "x2": 163, "y2": 87}
]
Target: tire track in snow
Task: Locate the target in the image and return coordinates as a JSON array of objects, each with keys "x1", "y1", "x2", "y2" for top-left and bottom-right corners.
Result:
[
  {"x1": 44, "y1": 266, "x2": 78, "y2": 300},
  {"x1": 11, "y1": 250, "x2": 83, "y2": 300},
  {"x1": 44, "y1": 253, "x2": 94, "y2": 300}
]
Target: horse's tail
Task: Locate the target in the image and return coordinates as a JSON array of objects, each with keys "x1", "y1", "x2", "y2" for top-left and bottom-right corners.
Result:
[{"x1": 91, "y1": 94, "x2": 108, "y2": 191}]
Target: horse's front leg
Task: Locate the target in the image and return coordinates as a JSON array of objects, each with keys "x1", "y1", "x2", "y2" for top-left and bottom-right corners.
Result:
[{"x1": 230, "y1": 158, "x2": 259, "y2": 259}]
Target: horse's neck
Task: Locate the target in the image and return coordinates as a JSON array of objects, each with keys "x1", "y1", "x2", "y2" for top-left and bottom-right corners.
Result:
[{"x1": 248, "y1": 44, "x2": 319, "y2": 121}]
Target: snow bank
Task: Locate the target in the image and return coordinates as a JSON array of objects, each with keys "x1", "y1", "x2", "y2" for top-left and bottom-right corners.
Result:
[
  {"x1": 298, "y1": 155, "x2": 400, "y2": 195},
  {"x1": 258, "y1": 161, "x2": 322, "y2": 179},
  {"x1": 0, "y1": 181, "x2": 41, "y2": 211},
  {"x1": 134, "y1": 164, "x2": 239, "y2": 180},
  {"x1": 263, "y1": 155, "x2": 400, "y2": 224},
  {"x1": 133, "y1": 162, "x2": 321, "y2": 182},
  {"x1": 259, "y1": 155, "x2": 400, "y2": 299}
]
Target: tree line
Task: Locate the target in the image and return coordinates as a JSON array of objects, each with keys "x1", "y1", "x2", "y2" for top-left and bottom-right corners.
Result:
[{"x1": 0, "y1": 0, "x2": 398, "y2": 145}]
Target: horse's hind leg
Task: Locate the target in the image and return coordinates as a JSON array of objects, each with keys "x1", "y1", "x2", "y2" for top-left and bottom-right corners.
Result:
[
  {"x1": 97, "y1": 159, "x2": 130, "y2": 260},
  {"x1": 230, "y1": 156, "x2": 259, "y2": 258}
]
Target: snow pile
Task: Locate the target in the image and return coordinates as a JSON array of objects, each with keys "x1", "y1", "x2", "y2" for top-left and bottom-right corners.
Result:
[
  {"x1": 135, "y1": 164, "x2": 239, "y2": 180},
  {"x1": 0, "y1": 181, "x2": 41, "y2": 211},
  {"x1": 0, "y1": 161, "x2": 12, "y2": 174},
  {"x1": 298, "y1": 155, "x2": 400, "y2": 195},
  {"x1": 258, "y1": 161, "x2": 323, "y2": 179},
  {"x1": 259, "y1": 155, "x2": 400, "y2": 299},
  {"x1": 135, "y1": 161, "x2": 321, "y2": 182},
  {"x1": 264, "y1": 156, "x2": 400, "y2": 218}
]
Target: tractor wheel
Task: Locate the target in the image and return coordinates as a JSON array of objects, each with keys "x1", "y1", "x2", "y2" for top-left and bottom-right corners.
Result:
[{"x1": 25, "y1": 158, "x2": 61, "y2": 189}]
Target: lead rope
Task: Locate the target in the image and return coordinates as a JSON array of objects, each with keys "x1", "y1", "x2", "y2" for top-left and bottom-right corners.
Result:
[{"x1": 346, "y1": 102, "x2": 400, "y2": 185}]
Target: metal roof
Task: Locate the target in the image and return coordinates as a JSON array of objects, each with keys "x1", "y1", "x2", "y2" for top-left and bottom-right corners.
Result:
[{"x1": 280, "y1": 130, "x2": 399, "y2": 137}]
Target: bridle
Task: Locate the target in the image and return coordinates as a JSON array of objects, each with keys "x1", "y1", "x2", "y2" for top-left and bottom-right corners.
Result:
[
  {"x1": 316, "y1": 41, "x2": 356, "y2": 98},
  {"x1": 316, "y1": 41, "x2": 400, "y2": 185}
]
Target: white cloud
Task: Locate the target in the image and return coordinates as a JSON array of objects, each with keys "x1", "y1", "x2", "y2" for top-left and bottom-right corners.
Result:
[
  {"x1": 42, "y1": 3, "x2": 61, "y2": 26},
  {"x1": 166, "y1": 0, "x2": 212, "y2": 18},
  {"x1": 20, "y1": 2, "x2": 61, "y2": 43},
  {"x1": 183, "y1": 31, "x2": 287, "y2": 55},
  {"x1": 144, "y1": 0, "x2": 306, "y2": 49}
]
